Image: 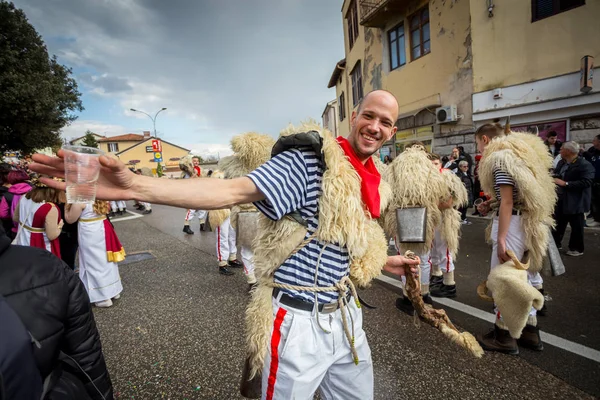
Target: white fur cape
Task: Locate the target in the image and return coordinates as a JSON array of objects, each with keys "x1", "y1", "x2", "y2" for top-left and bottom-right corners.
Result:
[{"x1": 245, "y1": 122, "x2": 391, "y2": 379}]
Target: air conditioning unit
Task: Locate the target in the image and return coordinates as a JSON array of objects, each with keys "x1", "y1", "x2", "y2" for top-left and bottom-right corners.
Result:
[{"x1": 435, "y1": 105, "x2": 458, "y2": 124}]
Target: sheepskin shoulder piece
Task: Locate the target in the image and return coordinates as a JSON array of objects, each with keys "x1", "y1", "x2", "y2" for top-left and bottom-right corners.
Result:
[
  {"x1": 245, "y1": 121, "x2": 391, "y2": 378},
  {"x1": 178, "y1": 155, "x2": 195, "y2": 178},
  {"x1": 381, "y1": 146, "x2": 447, "y2": 254},
  {"x1": 479, "y1": 132, "x2": 556, "y2": 272},
  {"x1": 487, "y1": 260, "x2": 544, "y2": 338}
]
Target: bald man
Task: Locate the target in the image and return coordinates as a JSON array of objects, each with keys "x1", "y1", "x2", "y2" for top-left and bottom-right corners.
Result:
[{"x1": 30, "y1": 90, "x2": 420, "y2": 399}]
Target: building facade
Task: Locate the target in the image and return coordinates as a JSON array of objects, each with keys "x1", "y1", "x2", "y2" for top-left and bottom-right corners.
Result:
[
  {"x1": 322, "y1": 99, "x2": 340, "y2": 136},
  {"x1": 330, "y1": 0, "x2": 600, "y2": 158}
]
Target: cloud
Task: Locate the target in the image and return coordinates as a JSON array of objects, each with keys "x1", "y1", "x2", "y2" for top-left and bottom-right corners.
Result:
[
  {"x1": 186, "y1": 143, "x2": 233, "y2": 160},
  {"x1": 13, "y1": 0, "x2": 344, "y2": 145},
  {"x1": 60, "y1": 120, "x2": 130, "y2": 140},
  {"x1": 78, "y1": 73, "x2": 133, "y2": 94}
]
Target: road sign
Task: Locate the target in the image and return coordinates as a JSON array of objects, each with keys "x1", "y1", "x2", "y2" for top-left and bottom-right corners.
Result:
[
  {"x1": 152, "y1": 139, "x2": 162, "y2": 152},
  {"x1": 154, "y1": 152, "x2": 163, "y2": 162}
]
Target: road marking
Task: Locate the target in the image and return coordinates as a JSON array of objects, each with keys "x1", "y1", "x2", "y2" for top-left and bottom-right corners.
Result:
[
  {"x1": 375, "y1": 274, "x2": 600, "y2": 363},
  {"x1": 110, "y1": 210, "x2": 144, "y2": 222}
]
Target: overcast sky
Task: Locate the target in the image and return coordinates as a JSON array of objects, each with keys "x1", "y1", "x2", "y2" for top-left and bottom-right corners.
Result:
[{"x1": 14, "y1": 0, "x2": 344, "y2": 157}]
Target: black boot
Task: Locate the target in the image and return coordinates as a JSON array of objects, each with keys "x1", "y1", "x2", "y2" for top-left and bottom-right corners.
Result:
[
  {"x1": 200, "y1": 223, "x2": 205, "y2": 231},
  {"x1": 228, "y1": 259, "x2": 244, "y2": 268},
  {"x1": 517, "y1": 324, "x2": 544, "y2": 351},
  {"x1": 477, "y1": 325, "x2": 519, "y2": 355},
  {"x1": 430, "y1": 284, "x2": 457, "y2": 298},
  {"x1": 430, "y1": 275, "x2": 443, "y2": 289},
  {"x1": 395, "y1": 296, "x2": 414, "y2": 316},
  {"x1": 219, "y1": 266, "x2": 235, "y2": 276},
  {"x1": 183, "y1": 225, "x2": 194, "y2": 235}
]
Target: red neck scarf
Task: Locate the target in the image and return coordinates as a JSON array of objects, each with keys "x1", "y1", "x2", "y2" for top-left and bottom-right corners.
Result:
[{"x1": 336, "y1": 136, "x2": 381, "y2": 218}]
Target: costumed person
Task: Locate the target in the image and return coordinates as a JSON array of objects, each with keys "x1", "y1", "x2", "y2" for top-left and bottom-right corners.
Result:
[
  {"x1": 456, "y1": 160, "x2": 474, "y2": 224},
  {"x1": 12, "y1": 179, "x2": 64, "y2": 258},
  {"x1": 475, "y1": 122, "x2": 555, "y2": 354},
  {"x1": 208, "y1": 170, "x2": 243, "y2": 276},
  {"x1": 427, "y1": 153, "x2": 468, "y2": 298},
  {"x1": 218, "y1": 132, "x2": 275, "y2": 291},
  {"x1": 382, "y1": 144, "x2": 452, "y2": 313},
  {"x1": 109, "y1": 200, "x2": 127, "y2": 216},
  {"x1": 382, "y1": 145, "x2": 482, "y2": 359},
  {"x1": 65, "y1": 200, "x2": 125, "y2": 308},
  {"x1": 29, "y1": 90, "x2": 421, "y2": 400},
  {"x1": 0, "y1": 169, "x2": 32, "y2": 240},
  {"x1": 180, "y1": 155, "x2": 206, "y2": 233}
]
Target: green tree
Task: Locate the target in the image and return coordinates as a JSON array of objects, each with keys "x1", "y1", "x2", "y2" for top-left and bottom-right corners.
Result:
[
  {"x1": 156, "y1": 162, "x2": 164, "y2": 177},
  {"x1": 0, "y1": 1, "x2": 83, "y2": 154},
  {"x1": 82, "y1": 130, "x2": 98, "y2": 148}
]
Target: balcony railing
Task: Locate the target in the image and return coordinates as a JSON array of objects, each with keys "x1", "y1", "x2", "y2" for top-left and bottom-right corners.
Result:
[{"x1": 359, "y1": 0, "x2": 407, "y2": 27}]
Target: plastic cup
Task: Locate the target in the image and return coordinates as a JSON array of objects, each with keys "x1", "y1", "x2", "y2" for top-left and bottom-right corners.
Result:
[
  {"x1": 62, "y1": 145, "x2": 104, "y2": 204},
  {"x1": 473, "y1": 198, "x2": 484, "y2": 207}
]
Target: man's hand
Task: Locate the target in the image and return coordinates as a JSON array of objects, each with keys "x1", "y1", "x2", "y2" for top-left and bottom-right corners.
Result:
[
  {"x1": 30, "y1": 151, "x2": 138, "y2": 201},
  {"x1": 384, "y1": 255, "x2": 420, "y2": 278},
  {"x1": 497, "y1": 239, "x2": 511, "y2": 263},
  {"x1": 554, "y1": 178, "x2": 567, "y2": 187}
]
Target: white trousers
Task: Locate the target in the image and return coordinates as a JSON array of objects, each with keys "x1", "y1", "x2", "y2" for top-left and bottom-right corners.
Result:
[
  {"x1": 216, "y1": 217, "x2": 236, "y2": 264},
  {"x1": 430, "y1": 228, "x2": 454, "y2": 273},
  {"x1": 240, "y1": 245, "x2": 256, "y2": 283},
  {"x1": 262, "y1": 296, "x2": 373, "y2": 400},
  {"x1": 185, "y1": 209, "x2": 206, "y2": 223},
  {"x1": 140, "y1": 202, "x2": 151, "y2": 210},
  {"x1": 490, "y1": 216, "x2": 541, "y2": 317},
  {"x1": 110, "y1": 201, "x2": 126, "y2": 212}
]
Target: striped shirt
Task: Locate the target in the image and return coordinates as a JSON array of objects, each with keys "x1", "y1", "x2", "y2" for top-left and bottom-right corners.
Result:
[
  {"x1": 493, "y1": 168, "x2": 519, "y2": 203},
  {"x1": 248, "y1": 147, "x2": 350, "y2": 303}
]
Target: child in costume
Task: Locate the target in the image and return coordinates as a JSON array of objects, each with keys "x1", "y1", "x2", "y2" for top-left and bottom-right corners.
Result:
[
  {"x1": 180, "y1": 155, "x2": 206, "y2": 233},
  {"x1": 475, "y1": 122, "x2": 555, "y2": 354},
  {"x1": 65, "y1": 200, "x2": 125, "y2": 308},
  {"x1": 12, "y1": 181, "x2": 64, "y2": 258},
  {"x1": 427, "y1": 153, "x2": 468, "y2": 298}
]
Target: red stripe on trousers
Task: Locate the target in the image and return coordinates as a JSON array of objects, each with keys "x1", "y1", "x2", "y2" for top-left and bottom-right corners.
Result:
[
  {"x1": 446, "y1": 248, "x2": 450, "y2": 273},
  {"x1": 217, "y1": 227, "x2": 222, "y2": 261},
  {"x1": 266, "y1": 307, "x2": 287, "y2": 400}
]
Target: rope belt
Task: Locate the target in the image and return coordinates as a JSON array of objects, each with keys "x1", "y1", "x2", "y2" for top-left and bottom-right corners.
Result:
[
  {"x1": 79, "y1": 216, "x2": 107, "y2": 223},
  {"x1": 21, "y1": 225, "x2": 44, "y2": 233},
  {"x1": 269, "y1": 230, "x2": 362, "y2": 365}
]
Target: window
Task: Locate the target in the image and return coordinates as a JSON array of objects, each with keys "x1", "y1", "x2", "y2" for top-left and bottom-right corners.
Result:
[
  {"x1": 532, "y1": 0, "x2": 585, "y2": 21},
  {"x1": 351, "y1": 62, "x2": 363, "y2": 107},
  {"x1": 410, "y1": 6, "x2": 430, "y2": 60},
  {"x1": 339, "y1": 92, "x2": 346, "y2": 121},
  {"x1": 346, "y1": 0, "x2": 359, "y2": 49},
  {"x1": 388, "y1": 23, "x2": 406, "y2": 70},
  {"x1": 107, "y1": 142, "x2": 119, "y2": 152}
]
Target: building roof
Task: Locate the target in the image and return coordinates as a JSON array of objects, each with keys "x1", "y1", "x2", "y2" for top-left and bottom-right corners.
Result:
[
  {"x1": 321, "y1": 99, "x2": 338, "y2": 118},
  {"x1": 98, "y1": 133, "x2": 145, "y2": 142},
  {"x1": 327, "y1": 59, "x2": 346, "y2": 89},
  {"x1": 116, "y1": 137, "x2": 190, "y2": 155}
]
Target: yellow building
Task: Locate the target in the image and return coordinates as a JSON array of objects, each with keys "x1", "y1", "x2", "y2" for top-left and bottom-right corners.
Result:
[
  {"x1": 92, "y1": 131, "x2": 190, "y2": 174},
  {"x1": 470, "y1": 0, "x2": 600, "y2": 150},
  {"x1": 329, "y1": 0, "x2": 600, "y2": 158}
]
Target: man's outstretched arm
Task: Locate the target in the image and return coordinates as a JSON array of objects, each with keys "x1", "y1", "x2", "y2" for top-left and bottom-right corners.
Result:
[{"x1": 31, "y1": 151, "x2": 265, "y2": 210}]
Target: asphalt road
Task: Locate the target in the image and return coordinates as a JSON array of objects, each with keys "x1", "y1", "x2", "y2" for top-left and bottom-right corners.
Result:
[{"x1": 93, "y1": 203, "x2": 600, "y2": 399}]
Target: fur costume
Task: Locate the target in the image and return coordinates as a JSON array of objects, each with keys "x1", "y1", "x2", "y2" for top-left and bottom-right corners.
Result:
[
  {"x1": 245, "y1": 121, "x2": 392, "y2": 379},
  {"x1": 439, "y1": 169, "x2": 468, "y2": 259},
  {"x1": 478, "y1": 252, "x2": 544, "y2": 338},
  {"x1": 178, "y1": 155, "x2": 196, "y2": 178},
  {"x1": 217, "y1": 132, "x2": 275, "y2": 240},
  {"x1": 207, "y1": 170, "x2": 230, "y2": 229},
  {"x1": 380, "y1": 145, "x2": 447, "y2": 253},
  {"x1": 479, "y1": 131, "x2": 556, "y2": 273}
]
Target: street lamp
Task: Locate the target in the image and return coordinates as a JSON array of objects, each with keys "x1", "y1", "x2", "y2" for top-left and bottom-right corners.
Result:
[{"x1": 130, "y1": 107, "x2": 167, "y2": 137}]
